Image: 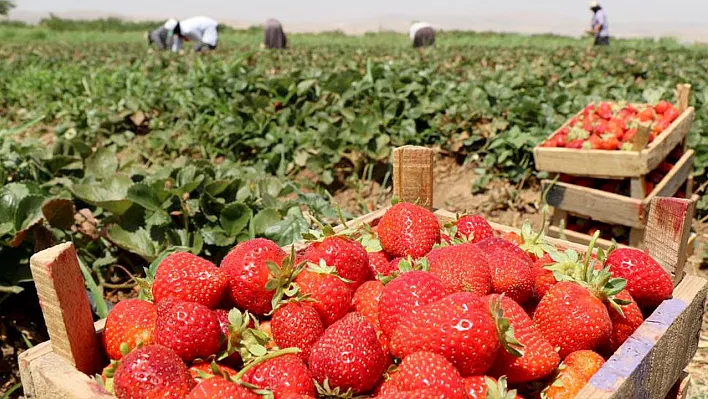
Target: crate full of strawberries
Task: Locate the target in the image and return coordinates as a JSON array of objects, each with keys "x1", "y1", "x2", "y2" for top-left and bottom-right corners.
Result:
[
  {"x1": 56, "y1": 201, "x2": 698, "y2": 399},
  {"x1": 533, "y1": 85, "x2": 694, "y2": 178}
]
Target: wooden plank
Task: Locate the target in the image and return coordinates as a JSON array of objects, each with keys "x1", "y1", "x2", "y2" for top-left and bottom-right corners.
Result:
[
  {"x1": 648, "y1": 150, "x2": 694, "y2": 200},
  {"x1": 631, "y1": 176, "x2": 648, "y2": 199},
  {"x1": 664, "y1": 371, "x2": 691, "y2": 399},
  {"x1": 676, "y1": 84, "x2": 691, "y2": 113},
  {"x1": 643, "y1": 197, "x2": 697, "y2": 285},
  {"x1": 23, "y1": 350, "x2": 113, "y2": 399},
  {"x1": 393, "y1": 146, "x2": 434, "y2": 209},
  {"x1": 542, "y1": 181, "x2": 644, "y2": 228},
  {"x1": 641, "y1": 107, "x2": 694, "y2": 174},
  {"x1": 632, "y1": 123, "x2": 651, "y2": 152},
  {"x1": 577, "y1": 275, "x2": 708, "y2": 399},
  {"x1": 547, "y1": 225, "x2": 621, "y2": 250},
  {"x1": 28, "y1": 242, "x2": 105, "y2": 375}
]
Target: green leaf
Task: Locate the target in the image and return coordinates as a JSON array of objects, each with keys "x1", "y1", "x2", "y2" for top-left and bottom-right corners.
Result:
[
  {"x1": 77, "y1": 256, "x2": 108, "y2": 319},
  {"x1": 200, "y1": 226, "x2": 236, "y2": 247},
  {"x1": 15, "y1": 195, "x2": 45, "y2": 232},
  {"x1": 106, "y1": 225, "x2": 159, "y2": 261},
  {"x1": 252, "y1": 208, "x2": 282, "y2": 236},
  {"x1": 85, "y1": 148, "x2": 118, "y2": 179},
  {"x1": 220, "y1": 202, "x2": 252, "y2": 237},
  {"x1": 41, "y1": 198, "x2": 74, "y2": 230},
  {"x1": 70, "y1": 175, "x2": 133, "y2": 215},
  {"x1": 297, "y1": 79, "x2": 317, "y2": 95},
  {"x1": 127, "y1": 183, "x2": 168, "y2": 212},
  {"x1": 265, "y1": 207, "x2": 310, "y2": 246}
]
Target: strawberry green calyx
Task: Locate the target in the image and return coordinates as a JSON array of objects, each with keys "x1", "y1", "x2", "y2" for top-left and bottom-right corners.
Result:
[
  {"x1": 218, "y1": 308, "x2": 271, "y2": 364},
  {"x1": 233, "y1": 347, "x2": 300, "y2": 381},
  {"x1": 357, "y1": 223, "x2": 384, "y2": 252},
  {"x1": 486, "y1": 376, "x2": 520, "y2": 399},
  {"x1": 267, "y1": 246, "x2": 307, "y2": 312},
  {"x1": 314, "y1": 379, "x2": 355, "y2": 399},
  {"x1": 517, "y1": 210, "x2": 556, "y2": 259},
  {"x1": 378, "y1": 256, "x2": 429, "y2": 284},
  {"x1": 568, "y1": 126, "x2": 589, "y2": 141},
  {"x1": 489, "y1": 296, "x2": 524, "y2": 358}
]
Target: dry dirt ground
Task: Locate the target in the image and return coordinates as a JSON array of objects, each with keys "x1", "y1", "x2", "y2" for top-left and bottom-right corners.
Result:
[{"x1": 334, "y1": 156, "x2": 708, "y2": 398}]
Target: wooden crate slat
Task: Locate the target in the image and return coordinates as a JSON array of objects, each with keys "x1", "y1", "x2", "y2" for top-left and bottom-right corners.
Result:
[
  {"x1": 393, "y1": 146, "x2": 434, "y2": 209},
  {"x1": 644, "y1": 197, "x2": 697, "y2": 284},
  {"x1": 578, "y1": 275, "x2": 707, "y2": 399},
  {"x1": 641, "y1": 107, "x2": 695, "y2": 174},
  {"x1": 650, "y1": 151, "x2": 694, "y2": 199},
  {"x1": 547, "y1": 225, "x2": 624, "y2": 250}
]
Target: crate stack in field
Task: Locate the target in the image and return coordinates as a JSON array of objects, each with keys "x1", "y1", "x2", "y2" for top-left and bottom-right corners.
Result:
[{"x1": 533, "y1": 84, "x2": 695, "y2": 249}]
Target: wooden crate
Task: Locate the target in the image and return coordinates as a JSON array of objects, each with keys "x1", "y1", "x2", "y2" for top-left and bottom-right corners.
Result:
[
  {"x1": 533, "y1": 84, "x2": 694, "y2": 178},
  {"x1": 543, "y1": 149, "x2": 694, "y2": 247},
  {"x1": 18, "y1": 146, "x2": 707, "y2": 399}
]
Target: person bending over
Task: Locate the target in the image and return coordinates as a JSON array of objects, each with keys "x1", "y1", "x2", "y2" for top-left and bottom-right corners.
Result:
[{"x1": 164, "y1": 16, "x2": 220, "y2": 52}]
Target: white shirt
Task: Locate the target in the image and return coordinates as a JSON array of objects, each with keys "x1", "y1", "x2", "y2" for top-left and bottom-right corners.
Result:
[
  {"x1": 592, "y1": 9, "x2": 609, "y2": 38},
  {"x1": 172, "y1": 16, "x2": 219, "y2": 52},
  {"x1": 409, "y1": 22, "x2": 432, "y2": 40}
]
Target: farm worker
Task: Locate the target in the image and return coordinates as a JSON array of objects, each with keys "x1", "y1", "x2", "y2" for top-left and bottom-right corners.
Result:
[
  {"x1": 164, "y1": 16, "x2": 220, "y2": 52},
  {"x1": 146, "y1": 25, "x2": 172, "y2": 50},
  {"x1": 264, "y1": 19, "x2": 287, "y2": 49},
  {"x1": 588, "y1": 1, "x2": 610, "y2": 46},
  {"x1": 409, "y1": 21, "x2": 435, "y2": 48}
]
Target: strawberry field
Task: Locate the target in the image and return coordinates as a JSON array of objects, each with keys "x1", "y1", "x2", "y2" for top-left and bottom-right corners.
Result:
[{"x1": 2, "y1": 23, "x2": 708, "y2": 397}]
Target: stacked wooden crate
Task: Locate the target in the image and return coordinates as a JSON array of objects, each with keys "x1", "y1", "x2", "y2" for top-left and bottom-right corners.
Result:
[{"x1": 533, "y1": 84, "x2": 695, "y2": 249}]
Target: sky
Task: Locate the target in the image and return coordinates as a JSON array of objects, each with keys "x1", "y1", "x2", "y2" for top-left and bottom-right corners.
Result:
[{"x1": 11, "y1": 0, "x2": 708, "y2": 37}]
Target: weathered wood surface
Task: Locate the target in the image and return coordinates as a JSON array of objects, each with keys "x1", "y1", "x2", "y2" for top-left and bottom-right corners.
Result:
[
  {"x1": 547, "y1": 225, "x2": 626, "y2": 250},
  {"x1": 533, "y1": 106, "x2": 694, "y2": 178},
  {"x1": 28, "y1": 242, "x2": 105, "y2": 375},
  {"x1": 542, "y1": 150, "x2": 694, "y2": 229},
  {"x1": 393, "y1": 145, "x2": 434, "y2": 209}
]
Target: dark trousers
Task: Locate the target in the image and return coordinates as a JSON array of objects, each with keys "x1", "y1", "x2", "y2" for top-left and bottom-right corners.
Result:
[
  {"x1": 594, "y1": 36, "x2": 610, "y2": 46},
  {"x1": 413, "y1": 27, "x2": 435, "y2": 48}
]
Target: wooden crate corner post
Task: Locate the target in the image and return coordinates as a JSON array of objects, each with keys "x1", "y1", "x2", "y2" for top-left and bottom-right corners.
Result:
[
  {"x1": 393, "y1": 146, "x2": 435, "y2": 209},
  {"x1": 28, "y1": 242, "x2": 105, "y2": 375}
]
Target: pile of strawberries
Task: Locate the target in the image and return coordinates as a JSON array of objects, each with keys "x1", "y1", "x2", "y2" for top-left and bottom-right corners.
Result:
[
  {"x1": 100, "y1": 202, "x2": 675, "y2": 399},
  {"x1": 541, "y1": 100, "x2": 681, "y2": 150}
]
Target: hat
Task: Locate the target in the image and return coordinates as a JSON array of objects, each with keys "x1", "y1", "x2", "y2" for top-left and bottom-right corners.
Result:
[
  {"x1": 164, "y1": 18, "x2": 178, "y2": 31},
  {"x1": 589, "y1": 1, "x2": 599, "y2": 8}
]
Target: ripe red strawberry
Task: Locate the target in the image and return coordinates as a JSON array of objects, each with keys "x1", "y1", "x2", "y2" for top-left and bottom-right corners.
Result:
[
  {"x1": 378, "y1": 271, "x2": 446, "y2": 339},
  {"x1": 604, "y1": 248, "x2": 673, "y2": 309},
  {"x1": 309, "y1": 312, "x2": 388, "y2": 394},
  {"x1": 456, "y1": 215, "x2": 494, "y2": 243},
  {"x1": 543, "y1": 350, "x2": 605, "y2": 399},
  {"x1": 152, "y1": 251, "x2": 229, "y2": 309},
  {"x1": 304, "y1": 235, "x2": 371, "y2": 289},
  {"x1": 376, "y1": 389, "x2": 449, "y2": 399},
  {"x1": 596, "y1": 102, "x2": 613, "y2": 119},
  {"x1": 103, "y1": 299, "x2": 157, "y2": 360},
  {"x1": 352, "y1": 280, "x2": 388, "y2": 350},
  {"x1": 155, "y1": 299, "x2": 222, "y2": 362},
  {"x1": 475, "y1": 237, "x2": 534, "y2": 304},
  {"x1": 188, "y1": 362, "x2": 238, "y2": 381},
  {"x1": 186, "y1": 377, "x2": 258, "y2": 399},
  {"x1": 242, "y1": 354, "x2": 316, "y2": 398},
  {"x1": 532, "y1": 253, "x2": 557, "y2": 300},
  {"x1": 663, "y1": 107, "x2": 680, "y2": 123},
  {"x1": 486, "y1": 294, "x2": 560, "y2": 383},
  {"x1": 654, "y1": 100, "x2": 672, "y2": 114},
  {"x1": 368, "y1": 250, "x2": 396, "y2": 277},
  {"x1": 427, "y1": 243, "x2": 492, "y2": 295},
  {"x1": 463, "y1": 376, "x2": 490, "y2": 399},
  {"x1": 600, "y1": 134, "x2": 619, "y2": 150},
  {"x1": 271, "y1": 302, "x2": 324, "y2": 362},
  {"x1": 293, "y1": 265, "x2": 352, "y2": 326},
  {"x1": 637, "y1": 107, "x2": 655, "y2": 122},
  {"x1": 600, "y1": 289, "x2": 644, "y2": 354},
  {"x1": 220, "y1": 238, "x2": 287, "y2": 315},
  {"x1": 378, "y1": 202, "x2": 440, "y2": 258},
  {"x1": 533, "y1": 282, "x2": 612, "y2": 358},
  {"x1": 503, "y1": 232, "x2": 523, "y2": 246},
  {"x1": 114, "y1": 344, "x2": 195, "y2": 399},
  {"x1": 279, "y1": 394, "x2": 316, "y2": 399},
  {"x1": 390, "y1": 292, "x2": 500, "y2": 376},
  {"x1": 382, "y1": 352, "x2": 465, "y2": 399}
]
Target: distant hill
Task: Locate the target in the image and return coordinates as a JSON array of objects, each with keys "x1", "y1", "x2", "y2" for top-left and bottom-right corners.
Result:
[{"x1": 6, "y1": 9, "x2": 708, "y2": 42}]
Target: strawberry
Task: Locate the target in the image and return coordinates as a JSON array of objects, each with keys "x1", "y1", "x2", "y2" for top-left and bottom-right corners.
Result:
[
  {"x1": 352, "y1": 280, "x2": 388, "y2": 350},
  {"x1": 654, "y1": 100, "x2": 672, "y2": 115},
  {"x1": 604, "y1": 247, "x2": 673, "y2": 309},
  {"x1": 637, "y1": 107, "x2": 655, "y2": 122},
  {"x1": 377, "y1": 389, "x2": 449, "y2": 399},
  {"x1": 543, "y1": 350, "x2": 605, "y2": 399},
  {"x1": 309, "y1": 312, "x2": 388, "y2": 394},
  {"x1": 663, "y1": 107, "x2": 680, "y2": 123},
  {"x1": 154, "y1": 299, "x2": 222, "y2": 362},
  {"x1": 152, "y1": 252, "x2": 228, "y2": 309},
  {"x1": 114, "y1": 345, "x2": 195, "y2": 399},
  {"x1": 368, "y1": 250, "x2": 396, "y2": 277},
  {"x1": 258, "y1": 320, "x2": 275, "y2": 349},
  {"x1": 242, "y1": 354, "x2": 316, "y2": 398},
  {"x1": 271, "y1": 302, "x2": 324, "y2": 362},
  {"x1": 293, "y1": 264, "x2": 352, "y2": 326},
  {"x1": 379, "y1": 271, "x2": 446, "y2": 339},
  {"x1": 595, "y1": 102, "x2": 613, "y2": 120},
  {"x1": 503, "y1": 232, "x2": 523, "y2": 246},
  {"x1": 304, "y1": 235, "x2": 371, "y2": 289},
  {"x1": 486, "y1": 294, "x2": 560, "y2": 383},
  {"x1": 532, "y1": 254, "x2": 557, "y2": 300},
  {"x1": 456, "y1": 215, "x2": 494, "y2": 243},
  {"x1": 220, "y1": 238, "x2": 287, "y2": 315},
  {"x1": 378, "y1": 202, "x2": 441, "y2": 258},
  {"x1": 533, "y1": 282, "x2": 612, "y2": 358},
  {"x1": 390, "y1": 292, "x2": 501, "y2": 376},
  {"x1": 600, "y1": 289, "x2": 644, "y2": 354},
  {"x1": 186, "y1": 377, "x2": 258, "y2": 399},
  {"x1": 583, "y1": 135, "x2": 602, "y2": 150},
  {"x1": 475, "y1": 237, "x2": 534, "y2": 304},
  {"x1": 566, "y1": 139, "x2": 584, "y2": 149},
  {"x1": 103, "y1": 299, "x2": 157, "y2": 360},
  {"x1": 463, "y1": 376, "x2": 490, "y2": 399},
  {"x1": 188, "y1": 362, "x2": 238, "y2": 381},
  {"x1": 600, "y1": 134, "x2": 619, "y2": 150},
  {"x1": 426, "y1": 243, "x2": 492, "y2": 295},
  {"x1": 382, "y1": 352, "x2": 465, "y2": 399}
]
